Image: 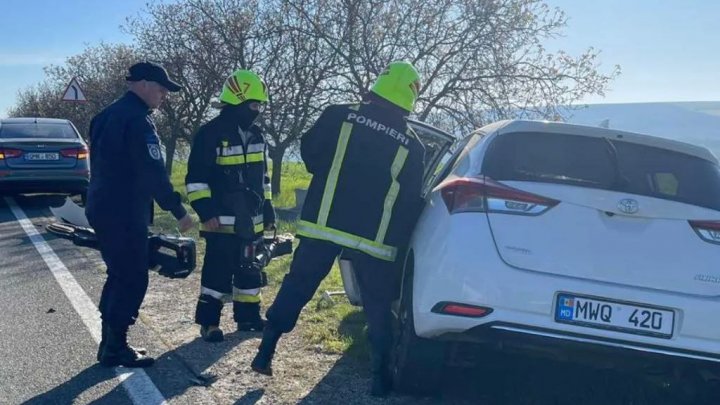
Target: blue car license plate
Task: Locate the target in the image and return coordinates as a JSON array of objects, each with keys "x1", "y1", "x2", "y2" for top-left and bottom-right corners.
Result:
[
  {"x1": 25, "y1": 152, "x2": 59, "y2": 161},
  {"x1": 555, "y1": 293, "x2": 674, "y2": 338}
]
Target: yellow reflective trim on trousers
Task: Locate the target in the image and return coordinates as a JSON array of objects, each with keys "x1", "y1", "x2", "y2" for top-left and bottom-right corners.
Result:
[
  {"x1": 376, "y1": 146, "x2": 408, "y2": 243},
  {"x1": 318, "y1": 122, "x2": 353, "y2": 226},
  {"x1": 233, "y1": 294, "x2": 261, "y2": 303},
  {"x1": 296, "y1": 220, "x2": 396, "y2": 261},
  {"x1": 264, "y1": 191, "x2": 272, "y2": 200},
  {"x1": 188, "y1": 189, "x2": 211, "y2": 202},
  {"x1": 254, "y1": 223, "x2": 264, "y2": 233}
]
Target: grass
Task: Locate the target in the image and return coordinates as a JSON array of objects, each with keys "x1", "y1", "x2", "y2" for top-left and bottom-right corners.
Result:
[{"x1": 155, "y1": 160, "x2": 368, "y2": 358}]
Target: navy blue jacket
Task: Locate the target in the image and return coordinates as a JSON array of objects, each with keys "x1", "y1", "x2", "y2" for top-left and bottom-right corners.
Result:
[
  {"x1": 185, "y1": 108, "x2": 275, "y2": 237},
  {"x1": 86, "y1": 91, "x2": 186, "y2": 230}
]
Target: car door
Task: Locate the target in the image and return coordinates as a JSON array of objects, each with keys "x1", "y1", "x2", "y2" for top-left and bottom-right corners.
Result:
[{"x1": 406, "y1": 119, "x2": 457, "y2": 195}]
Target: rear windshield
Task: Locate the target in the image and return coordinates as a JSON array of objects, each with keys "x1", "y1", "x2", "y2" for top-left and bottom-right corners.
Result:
[
  {"x1": 482, "y1": 132, "x2": 720, "y2": 211},
  {"x1": 0, "y1": 122, "x2": 78, "y2": 139}
]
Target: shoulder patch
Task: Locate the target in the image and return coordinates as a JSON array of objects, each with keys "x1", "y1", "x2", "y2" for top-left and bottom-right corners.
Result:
[{"x1": 147, "y1": 143, "x2": 162, "y2": 160}]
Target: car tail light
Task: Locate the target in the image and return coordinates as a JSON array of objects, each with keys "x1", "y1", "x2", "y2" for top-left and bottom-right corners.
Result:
[
  {"x1": 439, "y1": 176, "x2": 559, "y2": 215},
  {"x1": 0, "y1": 148, "x2": 23, "y2": 159},
  {"x1": 61, "y1": 146, "x2": 89, "y2": 159},
  {"x1": 689, "y1": 220, "x2": 720, "y2": 245},
  {"x1": 431, "y1": 302, "x2": 493, "y2": 318}
]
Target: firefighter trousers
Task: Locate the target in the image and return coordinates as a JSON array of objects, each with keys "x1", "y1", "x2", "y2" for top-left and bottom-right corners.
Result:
[
  {"x1": 95, "y1": 222, "x2": 149, "y2": 330},
  {"x1": 195, "y1": 233, "x2": 264, "y2": 326},
  {"x1": 266, "y1": 237, "x2": 401, "y2": 359}
]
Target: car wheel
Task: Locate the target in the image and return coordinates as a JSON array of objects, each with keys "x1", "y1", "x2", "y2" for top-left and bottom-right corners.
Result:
[{"x1": 391, "y1": 252, "x2": 445, "y2": 396}]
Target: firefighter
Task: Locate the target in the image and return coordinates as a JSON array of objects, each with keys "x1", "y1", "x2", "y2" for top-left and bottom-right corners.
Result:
[
  {"x1": 251, "y1": 61, "x2": 425, "y2": 397},
  {"x1": 87, "y1": 61, "x2": 195, "y2": 368},
  {"x1": 185, "y1": 69, "x2": 276, "y2": 342}
]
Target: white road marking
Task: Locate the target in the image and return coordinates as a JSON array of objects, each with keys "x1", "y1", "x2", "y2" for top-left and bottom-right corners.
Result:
[{"x1": 5, "y1": 197, "x2": 168, "y2": 405}]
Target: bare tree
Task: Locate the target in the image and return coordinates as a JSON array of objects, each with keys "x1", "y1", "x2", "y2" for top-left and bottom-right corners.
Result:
[
  {"x1": 288, "y1": 0, "x2": 620, "y2": 135},
  {"x1": 125, "y1": 0, "x2": 242, "y2": 173},
  {"x1": 11, "y1": 0, "x2": 620, "y2": 192}
]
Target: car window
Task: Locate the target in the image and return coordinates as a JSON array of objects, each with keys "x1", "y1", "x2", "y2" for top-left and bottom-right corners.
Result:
[
  {"x1": 482, "y1": 131, "x2": 720, "y2": 211},
  {"x1": 424, "y1": 134, "x2": 474, "y2": 195},
  {"x1": 0, "y1": 122, "x2": 78, "y2": 139},
  {"x1": 407, "y1": 120, "x2": 455, "y2": 185}
]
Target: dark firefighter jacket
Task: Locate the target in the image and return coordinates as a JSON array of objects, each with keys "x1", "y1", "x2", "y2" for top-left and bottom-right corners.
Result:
[
  {"x1": 298, "y1": 100, "x2": 425, "y2": 261},
  {"x1": 86, "y1": 91, "x2": 187, "y2": 230},
  {"x1": 184, "y1": 108, "x2": 275, "y2": 238}
]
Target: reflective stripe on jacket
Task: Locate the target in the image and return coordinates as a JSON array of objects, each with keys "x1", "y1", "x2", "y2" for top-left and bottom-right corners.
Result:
[
  {"x1": 185, "y1": 108, "x2": 275, "y2": 237},
  {"x1": 298, "y1": 101, "x2": 425, "y2": 261}
]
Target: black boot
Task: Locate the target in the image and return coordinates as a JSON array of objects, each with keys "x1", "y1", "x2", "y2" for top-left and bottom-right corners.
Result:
[
  {"x1": 99, "y1": 325, "x2": 155, "y2": 368},
  {"x1": 97, "y1": 323, "x2": 147, "y2": 361},
  {"x1": 251, "y1": 326, "x2": 281, "y2": 376},
  {"x1": 234, "y1": 302, "x2": 264, "y2": 332},
  {"x1": 370, "y1": 351, "x2": 392, "y2": 397},
  {"x1": 237, "y1": 319, "x2": 266, "y2": 332}
]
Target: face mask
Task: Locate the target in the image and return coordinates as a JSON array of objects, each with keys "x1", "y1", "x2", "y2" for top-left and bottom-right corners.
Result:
[{"x1": 226, "y1": 102, "x2": 260, "y2": 129}]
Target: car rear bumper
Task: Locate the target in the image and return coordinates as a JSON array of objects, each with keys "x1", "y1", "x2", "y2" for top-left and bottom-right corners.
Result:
[
  {"x1": 0, "y1": 169, "x2": 89, "y2": 193},
  {"x1": 409, "y1": 202, "x2": 720, "y2": 367},
  {"x1": 434, "y1": 321, "x2": 720, "y2": 368}
]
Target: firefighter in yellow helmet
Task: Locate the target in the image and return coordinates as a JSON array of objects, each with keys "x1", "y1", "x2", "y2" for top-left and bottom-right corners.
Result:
[
  {"x1": 185, "y1": 69, "x2": 275, "y2": 341},
  {"x1": 251, "y1": 61, "x2": 425, "y2": 397}
]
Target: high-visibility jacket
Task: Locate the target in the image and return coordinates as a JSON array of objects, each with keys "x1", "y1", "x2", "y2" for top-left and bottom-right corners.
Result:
[
  {"x1": 185, "y1": 109, "x2": 275, "y2": 237},
  {"x1": 298, "y1": 100, "x2": 425, "y2": 261}
]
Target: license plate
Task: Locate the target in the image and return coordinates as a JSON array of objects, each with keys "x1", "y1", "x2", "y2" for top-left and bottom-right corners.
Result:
[
  {"x1": 555, "y1": 293, "x2": 675, "y2": 338},
  {"x1": 25, "y1": 152, "x2": 59, "y2": 161}
]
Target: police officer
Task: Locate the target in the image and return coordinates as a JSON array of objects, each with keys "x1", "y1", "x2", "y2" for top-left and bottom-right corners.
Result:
[
  {"x1": 185, "y1": 69, "x2": 275, "y2": 342},
  {"x1": 87, "y1": 61, "x2": 194, "y2": 367},
  {"x1": 251, "y1": 61, "x2": 425, "y2": 397}
]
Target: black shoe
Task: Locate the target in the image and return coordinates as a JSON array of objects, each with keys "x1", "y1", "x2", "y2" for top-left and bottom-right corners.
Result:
[
  {"x1": 95, "y1": 324, "x2": 147, "y2": 361},
  {"x1": 97, "y1": 323, "x2": 146, "y2": 361},
  {"x1": 237, "y1": 319, "x2": 266, "y2": 332},
  {"x1": 200, "y1": 325, "x2": 224, "y2": 342},
  {"x1": 97, "y1": 343, "x2": 147, "y2": 362},
  {"x1": 99, "y1": 326, "x2": 154, "y2": 368},
  {"x1": 251, "y1": 327, "x2": 281, "y2": 376}
]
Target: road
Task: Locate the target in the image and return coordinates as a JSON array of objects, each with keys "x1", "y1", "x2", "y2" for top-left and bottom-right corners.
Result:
[{"x1": 0, "y1": 194, "x2": 213, "y2": 405}]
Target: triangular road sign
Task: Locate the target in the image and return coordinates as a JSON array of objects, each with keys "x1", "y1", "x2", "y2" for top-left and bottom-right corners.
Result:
[{"x1": 62, "y1": 77, "x2": 87, "y2": 102}]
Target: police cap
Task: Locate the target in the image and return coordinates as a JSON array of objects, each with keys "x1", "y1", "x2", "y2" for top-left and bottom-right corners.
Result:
[{"x1": 126, "y1": 61, "x2": 182, "y2": 92}]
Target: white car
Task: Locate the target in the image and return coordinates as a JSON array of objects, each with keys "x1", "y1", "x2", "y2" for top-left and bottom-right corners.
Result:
[{"x1": 341, "y1": 119, "x2": 720, "y2": 397}]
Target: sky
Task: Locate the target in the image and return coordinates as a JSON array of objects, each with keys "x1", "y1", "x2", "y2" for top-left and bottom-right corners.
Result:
[{"x1": 1, "y1": 0, "x2": 719, "y2": 117}]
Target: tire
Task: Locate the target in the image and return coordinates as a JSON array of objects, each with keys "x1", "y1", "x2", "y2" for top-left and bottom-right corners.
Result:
[{"x1": 391, "y1": 252, "x2": 446, "y2": 396}]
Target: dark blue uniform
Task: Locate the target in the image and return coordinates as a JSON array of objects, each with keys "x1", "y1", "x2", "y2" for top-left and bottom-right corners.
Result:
[{"x1": 86, "y1": 91, "x2": 186, "y2": 330}]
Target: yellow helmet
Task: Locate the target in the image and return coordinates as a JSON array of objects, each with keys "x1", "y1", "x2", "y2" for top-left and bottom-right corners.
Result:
[
  {"x1": 219, "y1": 69, "x2": 268, "y2": 105},
  {"x1": 370, "y1": 61, "x2": 421, "y2": 112}
]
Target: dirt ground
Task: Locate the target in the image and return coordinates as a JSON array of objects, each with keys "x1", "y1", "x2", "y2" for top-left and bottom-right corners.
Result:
[{"x1": 137, "y1": 268, "x2": 720, "y2": 405}]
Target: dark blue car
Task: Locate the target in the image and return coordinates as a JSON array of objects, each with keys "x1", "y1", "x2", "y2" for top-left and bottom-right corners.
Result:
[{"x1": 0, "y1": 117, "x2": 89, "y2": 197}]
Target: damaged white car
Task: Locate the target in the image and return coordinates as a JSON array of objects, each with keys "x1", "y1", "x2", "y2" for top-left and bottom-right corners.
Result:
[{"x1": 341, "y1": 119, "x2": 720, "y2": 397}]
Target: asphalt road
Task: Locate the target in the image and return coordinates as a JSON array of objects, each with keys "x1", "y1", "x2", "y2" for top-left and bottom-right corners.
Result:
[{"x1": 0, "y1": 194, "x2": 213, "y2": 405}]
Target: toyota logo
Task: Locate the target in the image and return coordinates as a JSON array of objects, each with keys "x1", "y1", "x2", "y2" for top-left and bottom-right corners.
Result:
[{"x1": 618, "y1": 198, "x2": 639, "y2": 214}]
